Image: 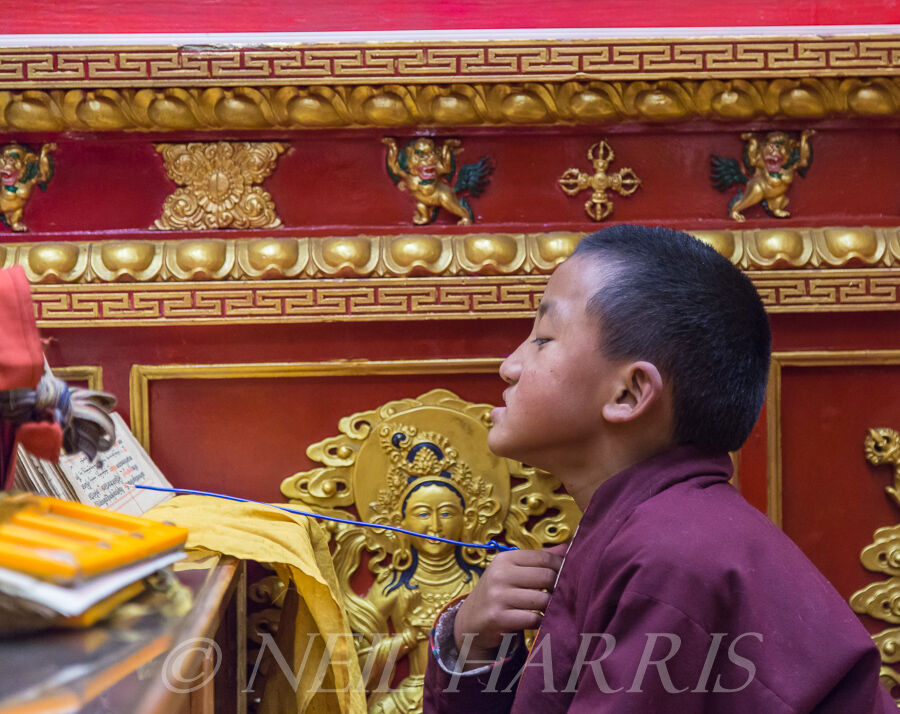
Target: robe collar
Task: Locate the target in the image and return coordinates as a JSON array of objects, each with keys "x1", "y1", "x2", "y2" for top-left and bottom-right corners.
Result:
[{"x1": 575, "y1": 445, "x2": 733, "y2": 553}]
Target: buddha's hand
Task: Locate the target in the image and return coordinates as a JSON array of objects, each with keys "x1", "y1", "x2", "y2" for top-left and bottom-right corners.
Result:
[{"x1": 452, "y1": 547, "x2": 565, "y2": 669}]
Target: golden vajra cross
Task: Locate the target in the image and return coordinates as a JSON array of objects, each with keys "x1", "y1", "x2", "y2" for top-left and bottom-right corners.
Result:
[{"x1": 558, "y1": 140, "x2": 642, "y2": 221}]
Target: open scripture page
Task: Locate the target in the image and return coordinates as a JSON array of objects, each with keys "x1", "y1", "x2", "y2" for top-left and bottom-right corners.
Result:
[{"x1": 15, "y1": 412, "x2": 173, "y2": 516}]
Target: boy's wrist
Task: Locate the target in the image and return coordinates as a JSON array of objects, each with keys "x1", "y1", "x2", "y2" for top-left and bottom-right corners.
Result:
[
  {"x1": 456, "y1": 642, "x2": 500, "y2": 670},
  {"x1": 452, "y1": 605, "x2": 503, "y2": 668}
]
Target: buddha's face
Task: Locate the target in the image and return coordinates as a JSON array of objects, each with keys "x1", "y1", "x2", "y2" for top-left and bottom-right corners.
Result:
[{"x1": 401, "y1": 483, "x2": 465, "y2": 558}]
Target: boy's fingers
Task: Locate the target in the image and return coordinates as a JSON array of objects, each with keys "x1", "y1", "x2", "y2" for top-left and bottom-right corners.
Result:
[
  {"x1": 544, "y1": 543, "x2": 571, "y2": 556},
  {"x1": 506, "y1": 588, "x2": 552, "y2": 613},
  {"x1": 508, "y1": 548, "x2": 565, "y2": 571},
  {"x1": 496, "y1": 609, "x2": 544, "y2": 633},
  {"x1": 505, "y1": 566, "x2": 560, "y2": 591}
]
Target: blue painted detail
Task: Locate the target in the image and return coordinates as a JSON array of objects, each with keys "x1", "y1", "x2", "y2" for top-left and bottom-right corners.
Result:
[{"x1": 384, "y1": 547, "x2": 420, "y2": 594}]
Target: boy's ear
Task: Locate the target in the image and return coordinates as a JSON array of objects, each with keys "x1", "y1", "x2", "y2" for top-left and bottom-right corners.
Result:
[{"x1": 602, "y1": 361, "x2": 664, "y2": 423}]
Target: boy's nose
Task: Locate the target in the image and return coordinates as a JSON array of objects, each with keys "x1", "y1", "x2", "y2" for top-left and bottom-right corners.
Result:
[{"x1": 499, "y1": 343, "x2": 524, "y2": 385}]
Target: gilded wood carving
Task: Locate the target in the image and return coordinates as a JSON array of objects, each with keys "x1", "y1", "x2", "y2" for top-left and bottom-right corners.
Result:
[
  {"x1": 711, "y1": 131, "x2": 814, "y2": 222},
  {"x1": 382, "y1": 138, "x2": 492, "y2": 225},
  {"x1": 0, "y1": 143, "x2": 55, "y2": 232},
  {"x1": 558, "y1": 140, "x2": 641, "y2": 221},
  {"x1": 153, "y1": 141, "x2": 285, "y2": 230},
  {"x1": 850, "y1": 427, "x2": 900, "y2": 701},
  {"x1": 280, "y1": 389, "x2": 579, "y2": 713}
]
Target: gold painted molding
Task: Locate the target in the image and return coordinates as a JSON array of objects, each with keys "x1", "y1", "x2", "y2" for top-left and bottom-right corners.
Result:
[
  {"x1": 3, "y1": 38, "x2": 900, "y2": 91},
  {"x1": 766, "y1": 350, "x2": 900, "y2": 528},
  {"x1": 6, "y1": 229, "x2": 899, "y2": 326},
  {"x1": 129, "y1": 358, "x2": 503, "y2": 452},
  {"x1": 4, "y1": 77, "x2": 900, "y2": 130},
  {"x1": 50, "y1": 364, "x2": 103, "y2": 390},
  {"x1": 2, "y1": 227, "x2": 897, "y2": 285}
]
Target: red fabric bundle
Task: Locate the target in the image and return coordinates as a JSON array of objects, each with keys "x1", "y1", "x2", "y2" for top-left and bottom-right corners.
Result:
[{"x1": 0, "y1": 266, "x2": 63, "y2": 485}]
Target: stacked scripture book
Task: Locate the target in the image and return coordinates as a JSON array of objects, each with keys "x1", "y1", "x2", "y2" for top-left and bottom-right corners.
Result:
[
  {"x1": 0, "y1": 495, "x2": 188, "y2": 633},
  {"x1": 1, "y1": 413, "x2": 188, "y2": 633}
]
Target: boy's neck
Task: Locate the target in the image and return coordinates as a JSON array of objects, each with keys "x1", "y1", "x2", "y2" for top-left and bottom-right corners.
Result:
[{"x1": 561, "y1": 434, "x2": 676, "y2": 511}]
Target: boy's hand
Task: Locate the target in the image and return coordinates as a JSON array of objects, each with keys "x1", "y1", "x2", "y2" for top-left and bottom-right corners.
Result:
[{"x1": 453, "y1": 547, "x2": 566, "y2": 669}]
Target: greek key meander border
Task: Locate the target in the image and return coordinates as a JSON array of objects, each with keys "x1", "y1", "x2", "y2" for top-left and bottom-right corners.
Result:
[
  {"x1": 129, "y1": 358, "x2": 503, "y2": 452},
  {"x1": 4, "y1": 38, "x2": 900, "y2": 87},
  {"x1": 766, "y1": 350, "x2": 900, "y2": 529},
  {"x1": 24, "y1": 269, "x2": 900, "y2": 327}
]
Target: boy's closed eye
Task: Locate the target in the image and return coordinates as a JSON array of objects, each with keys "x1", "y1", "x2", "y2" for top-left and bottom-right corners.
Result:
[{"x1": 532, "y1": 337, "x2": 551, "y2": 346}]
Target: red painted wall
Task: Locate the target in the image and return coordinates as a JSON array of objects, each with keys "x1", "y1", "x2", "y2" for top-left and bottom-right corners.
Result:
[
  {"x1": 5, "y1": 1, "x2": 900, "y2": 35},
  {"x1": 6, "y1": 125, "x2": 900, "y2": 240}
]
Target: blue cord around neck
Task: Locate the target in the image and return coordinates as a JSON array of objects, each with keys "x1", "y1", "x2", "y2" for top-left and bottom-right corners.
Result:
[{"x1": 134, "y1": 484, "x2": 516, "y2": 552}]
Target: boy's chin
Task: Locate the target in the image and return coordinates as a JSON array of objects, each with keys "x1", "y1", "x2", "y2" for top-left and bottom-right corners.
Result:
[{"x1": 487, "y1": 427, "x2": 527, "y2": 462}]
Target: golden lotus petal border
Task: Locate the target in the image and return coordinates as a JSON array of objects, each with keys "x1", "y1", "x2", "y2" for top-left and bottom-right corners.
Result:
[
  {"x1": 6, "y1": 76, "x2": 900, "y2": 131},
  {"x1": 1, "y1": 226, "x2": 897, "y2": 286},
  {"x1": 4, "y1": 38, "x2": 900, "y2": 92}
]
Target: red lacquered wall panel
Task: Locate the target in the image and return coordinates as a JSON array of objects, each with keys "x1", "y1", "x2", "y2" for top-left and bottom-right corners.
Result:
[
  {"x1": 145, "y1": 370, "x2": 508, "y2": 503},
  {"x1": 779, "y1": 363, "x2": 900, "y2": 608}
]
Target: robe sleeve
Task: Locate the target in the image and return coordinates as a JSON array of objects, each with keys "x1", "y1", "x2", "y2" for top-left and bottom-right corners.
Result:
[{"x1": 422, "y1": 597, "x2": 528, "y2": 714}]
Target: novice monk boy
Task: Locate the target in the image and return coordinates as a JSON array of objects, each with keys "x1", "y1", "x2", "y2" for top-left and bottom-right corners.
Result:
[{"x1": 423, "y1": 225, "x2": 894, "y2": 713}]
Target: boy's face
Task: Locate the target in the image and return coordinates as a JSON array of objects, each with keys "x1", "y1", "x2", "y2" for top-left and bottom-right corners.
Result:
[{"x1": 488, "y1": 255, "x2": 625, "y2": 471}]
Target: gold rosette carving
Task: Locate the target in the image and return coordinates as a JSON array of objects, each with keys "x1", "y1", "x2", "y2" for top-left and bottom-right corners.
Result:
[{"x1": 153, "y1": 141, "x2": 285, "y2": 231}]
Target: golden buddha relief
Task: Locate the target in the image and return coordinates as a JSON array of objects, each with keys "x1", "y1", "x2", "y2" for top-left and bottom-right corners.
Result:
[{"x1": 281, "y1": 389, "x2": 578, "y2": 713}]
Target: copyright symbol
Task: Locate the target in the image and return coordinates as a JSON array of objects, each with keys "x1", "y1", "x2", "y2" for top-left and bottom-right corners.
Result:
[{"x1": 161, "y1": 637, "x2": 222, "y2": 694}]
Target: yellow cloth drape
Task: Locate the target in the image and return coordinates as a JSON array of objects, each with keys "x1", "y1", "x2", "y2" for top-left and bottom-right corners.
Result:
[{"x1": 146, "y1": 495, "x2": 366, "y2": 714}]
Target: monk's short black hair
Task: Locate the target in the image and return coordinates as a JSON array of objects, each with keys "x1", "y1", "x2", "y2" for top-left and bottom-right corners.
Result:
[{"x1": 572, "y1": 225, "x2": 771, "y2": 453}]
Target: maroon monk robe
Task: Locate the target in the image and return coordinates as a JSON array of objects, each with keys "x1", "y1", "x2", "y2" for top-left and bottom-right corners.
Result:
[
  {"x1": 0, "y1": 266, "x2": 45, "y2": 486},
  {"x1": 424, "y1": 445, "x2": 894, "y2": 713}
]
